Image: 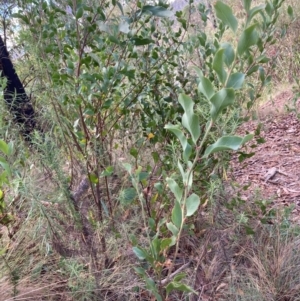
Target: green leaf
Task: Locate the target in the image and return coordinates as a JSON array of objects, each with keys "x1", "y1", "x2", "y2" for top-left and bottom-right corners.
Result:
[
  {"x1": 242, "y1": 0, "x2": 251, "y2": 12},
  {"x1": 151, "y1": 237, "x2": 161, "y2": 258},
  {"x1": 165, "y1": 124, "x2": 192, "y2": 162},
  {"x1": 177, "y1": 161, "x2": 193, "y2": 190},
  {"x1": 246, "y1": 65, "x2": 259, "y2": 76},
  {"x1": 76, "y1": 7, "x2": 84, "y2": 19},
  {"x1": 119, "y1": 20, "x2": 130, "y2": 33},
  {"x1": 130, "y1": 148, "x2": 138, "y2": 159},
  {"x1": 221, "y1": 43, "x2": 235, "y2": 67},
  {"x1": 288, "y1": 5, "x2": 294, "y2": 19},
  {"x1": 237, "y1": 24, "x2": 258, "y2": 56},
  {"x1": 214, "y1": 1, "x2": 238, "y2": 32},
  {"x1": 133, "y1": 247, "x2": 148, "y2": 260},
  {"x1": 100, "y1": 166, "x2": 114, "y2": 177},
  {"x1": 210, "y1": 88, "x2": 235, "y2": 120},
  {"x1": 89, "y1": 173, "x2": 99, "y2": 184},
  {"x1": 0, "y1": 157, "x2": 10, "y2": 175},
  {"x1": 134, "y1": 266, "x2": 146, "y2": 276},
  {"x1": 131, "y1": 37, "x2": 154, "y2": 46},
  {"x1": 167, "y1": 222, "x2": 179, "y2": 236},
  {"x1": 142, "y1": 5, "x2": 173, "y2": 18},
  {"x1": 258, "y1": 66, "x2": 265, "y2": 82},
  {"x1": 178, "y1": 94, "x2": 201, "y2": 144},
  {"x1": 116, "y1": 1, "x2": 124, "y2": 15},
  {"x1": 166, "y1": 281, "x2": 197, "y2": 296},
  {"x1": 203, "y1": 134, "x2": 254, "y2": 158},
  {"x1": 198, "y1": 76, "x2": 215, "y2": 100},
  {"x1": 248, "y1": 5, "x2": 265, "y2": 24},
  {"x1": 123, "y1": 163, "x2": 132, "y2": 173},
  {"x1": 166, "y1": 178, "x2": 182, "y2": 202},
  {"x1": 0, "y1": 140, "x2": 9, "y2": 155},
  {"x1": 172, "y1": 200, "x2": 182, "y2": 229},
  {"x1": 89, "y1": 53, "x2": 102, "y2": 66},
  {"x1": 173, "y1": 273, "x2": 186, "y2": 282},
  {"x1": 186, "y1": 193, "x2": 200, "y2": 217},
  {"x1": 119, "y1": 188, "x2": 137, "y2": 205},
  {"x1": 161, "y1": 238, "x2": 172, "y2": 250},
  {"x1": 213, "y1": 48, "x2": 227, "y2": 85},
  {"x1": 152, "y1": 152, "x2": 159, "y2": 163},
  {"x1": 226, "y1": 73, "x2": 245, "y2": 89}
]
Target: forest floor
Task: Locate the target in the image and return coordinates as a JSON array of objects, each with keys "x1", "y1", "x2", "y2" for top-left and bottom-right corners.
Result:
[{"x1": 228, "y1": 88, "x2": 300, "y2": 224}]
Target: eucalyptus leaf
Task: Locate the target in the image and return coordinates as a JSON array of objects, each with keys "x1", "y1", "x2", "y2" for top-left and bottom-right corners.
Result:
[
  {"x1": 178, "y1": 94, "x2": 201, "y2": 144},
  {"x1": 119, "y1": 188, "x2": 137, "y2": 205},
  {"x1": 213, "y1": 48, "x2": 227, "y2": 85},
  {"x1": 237, "y1": 24, "x2": 258, "y2": 56},
  {"x1": 142, "y1": 5, "x2": 173, "y2": 18},
  {"x1": 221, "y1": 42, "x2": 235, "y2": 67},
  {"x1": 133, "y1": 247, "x2": 148, "y2": 260},
  {"x1": 226, "y1": 73, "x2": 245, "y2": 89},
  {"x1": 172, "y1": 200, "x2": 182, "y2": 229},
  {"x1": 214, "y1": 1, "x2": 238, "y2": 32},
  {"x1": 123, "y1": 163, "x2": 132, "y2": 173},
  {"x1": 167, "y1": 222, "x2": 179, "y2": 236},
  {"x1": 0, "y1": 156, "x2": 11, "y2": 175},
  {"x1": 131, "y1": 37, "x2": 154, "y2": 46},
  {"x1": 242, "y1": 0, "x2": 251, "y2": 12},
  {"x1": 210, "y1": 88, "x2": 235, "y2": 120},
  {"x1": 165, "y1": 124, "x2": 192, "y2": 161},
  {"x1": 75, "y1": 7, "x2": 83, "y2": 19},
  {"x1": 186, "y1": 193, "x2": 200, "y2": 217},
  {"x1": 166, "y1": 281, "x2": 197, "y2": 295},
  {"x1": 288, "y1": 5, "x2": 294, "y2": 19},
  {"x1": 203, "y1": 134, "x2": 254, "y2": 158},
  {"x1": 166, "y1": 178, "x2": 182, "y2": 202},
  {"x1": 248, "y1": 5, "x2": 265, "y2": 24},
  {"x1": 198, "y1": 76, "x2": 215, "y2": 100}
]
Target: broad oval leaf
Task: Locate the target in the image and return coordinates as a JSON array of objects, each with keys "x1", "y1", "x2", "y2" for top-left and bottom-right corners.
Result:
[
  {"x1": 166, "y1": 178, "x2": 182, "y2": 202},
  {"x1": 165, "y1": 124, "x2": 192, "y2": 162},
  {"x1": 213, "y1": 48, "x2": 227, "y2": 85},
  {"x1": 75, "y1": 7, "x2": 83, "y2": 19},
  {"x1": 226, "y1": 73, "x2": 245, "y2": 89},
  {"x1": 237, "y1": 24, "x2": 259, "y2": 56},
  {"x1": 167, "y1": 222, "x2": 179, "y2": 236},
  {"x1": 210, "y1": 88, "x2": 235, "y2": 120},
  {"x1": 203, "y1": 134, "x2": 254, "y2": 158},
  {"x1": 186, "y1": 193, "x2": 200, "y2": 217},
  {"x1": 119, "y1": 188, "x2": 137, "y2": 205},
  {"x1": 172, "y1": 200, "x2": 182, "y2": 229},
  {"x1": 166, "y1": 281, "x2": 197, "y2": 296},
  {"x1": 133, "y1": 246, "x2": 148, "y2": 260},
  {"x1": 221, "y1": 43, "x2": 235, "y2": 67},
  {"x1": 178, "y1": 94, "x2": 201, "y2": 144},
  {"x1": 142, "y1": 5, "x2": 173, "y2": 18},
  {"x1": 288, "y1": 5, "x2": 294, "y2": 19},
  {"x1": 131, "y1": 37, "x2": 154, "y2": 46},
  {"x1": 214, "y1": 1, "x2": 238, "y2": 32},
  {"x1": 198, "y1": 76, "x2": 215, "y2": 100}
]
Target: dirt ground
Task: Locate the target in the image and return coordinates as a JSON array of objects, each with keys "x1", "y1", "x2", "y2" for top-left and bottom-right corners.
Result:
[{"x1": 229, "y1": 89, "x2": 300, "y2": 224}]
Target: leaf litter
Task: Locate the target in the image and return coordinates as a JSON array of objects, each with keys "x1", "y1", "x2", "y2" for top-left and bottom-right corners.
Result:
[{"x1": 228, "y1": 90, "x2": 300, "y2": 224}]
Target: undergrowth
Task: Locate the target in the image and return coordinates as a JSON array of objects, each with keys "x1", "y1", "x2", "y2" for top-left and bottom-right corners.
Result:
[{"x1": 1, "y1": 0, "x2": 300, "y2": 300}]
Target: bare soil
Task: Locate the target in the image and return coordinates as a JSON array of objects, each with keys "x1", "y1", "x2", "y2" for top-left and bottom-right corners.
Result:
[{"x1": 229, "y1": 89, "x2": 300, "y2": 223}]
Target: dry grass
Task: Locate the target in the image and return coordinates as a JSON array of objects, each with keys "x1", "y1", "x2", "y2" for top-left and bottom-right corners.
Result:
[{"x1": 228, "y1": 223, "x2": 300, "y2": 301}]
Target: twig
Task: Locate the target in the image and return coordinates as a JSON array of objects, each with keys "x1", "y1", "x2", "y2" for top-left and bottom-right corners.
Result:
[{"x1": 160, "y1": 260, "x2": 192, "y2": 286}]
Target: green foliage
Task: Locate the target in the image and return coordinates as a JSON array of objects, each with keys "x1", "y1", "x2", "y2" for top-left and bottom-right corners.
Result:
[{"x1": 1, "y1": 0, "x2": 288, "y2": 299}]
